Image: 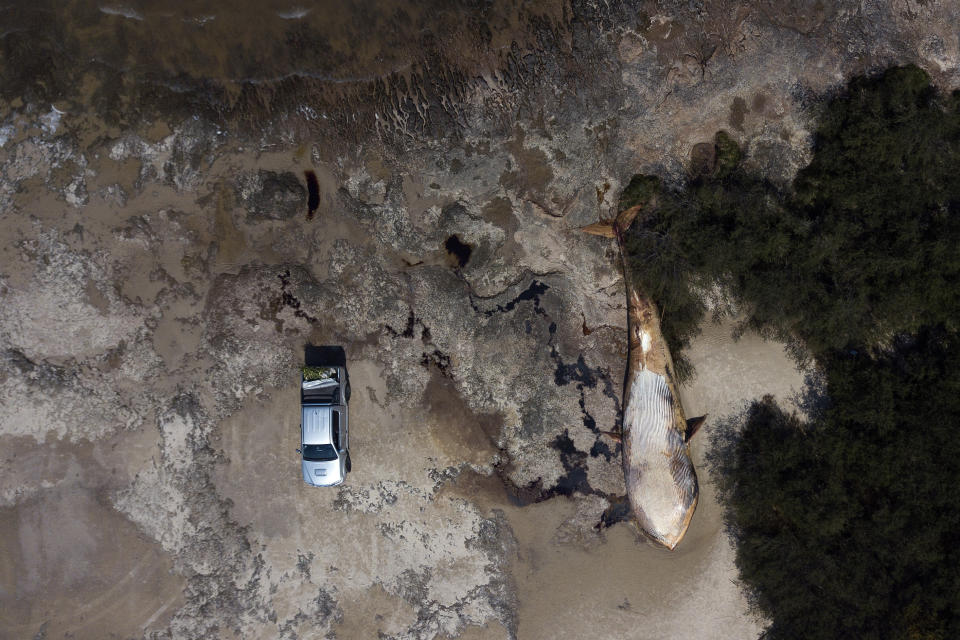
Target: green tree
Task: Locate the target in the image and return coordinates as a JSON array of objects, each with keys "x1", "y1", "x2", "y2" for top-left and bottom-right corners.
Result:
[
  {"x1": 623, "y1": 65, "x2": 960, "y2": 365},
  {"x1": 784, "y1": 66, "x2": 960, "y2": 352},
  {"x1": 709, "y1": 328, "x2": 960, "y2": 640},
  {"x1": 620, "y1": 66, "x2": 960, "y2": 639}
]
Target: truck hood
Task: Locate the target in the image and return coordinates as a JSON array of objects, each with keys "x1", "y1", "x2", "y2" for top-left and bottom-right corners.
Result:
[{"x1": 302, "y1": 459, "x2": 343, "y2": 486}]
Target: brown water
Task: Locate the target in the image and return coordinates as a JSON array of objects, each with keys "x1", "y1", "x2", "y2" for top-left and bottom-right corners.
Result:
[{"x1": 1, "y1": 0, "x2": 569, "y2": 135}]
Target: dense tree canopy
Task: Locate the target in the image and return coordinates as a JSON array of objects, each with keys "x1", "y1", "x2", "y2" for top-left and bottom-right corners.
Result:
[
  {"x1": 708, "y1": 330, "x2": 960, "y2": 640},
  {"x1": 624, "y1": 65, "x2": 960, "y2": 365}
]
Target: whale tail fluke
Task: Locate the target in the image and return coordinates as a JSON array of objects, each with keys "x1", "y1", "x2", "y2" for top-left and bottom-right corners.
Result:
[
  {"x1": 580, "y1": 222, "x2": 616, "y2": 238},
  {"x1": 580, "y1": 199, "x2": 651, "y2": 240},
  {"x1": 614, "y1": 204, "x2": 644, "y2": 235}
]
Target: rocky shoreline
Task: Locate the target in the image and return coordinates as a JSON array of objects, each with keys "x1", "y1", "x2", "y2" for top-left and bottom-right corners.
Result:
[{"x1": 2, "y1": 2, "x2": 959, "y2": 638}]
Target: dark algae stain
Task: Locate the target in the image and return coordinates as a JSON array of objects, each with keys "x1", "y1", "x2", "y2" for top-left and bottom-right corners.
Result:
[
  {"x1": 597, "y1": 495, "x2": 633, "y2": 529},
  {"x1": 547, "y1": 430, "x2": 591, "y2": 497},
  {"x1": 266, "y1": 269, "x2": 318, "y2": 332},
  {"x1": 729, "y1": 96, "x2": 748, "y2": 131},
  {"x1": 444, "y1": 235, "x2": 472, "y2": 268},
  {"x1": 468, "y1": 278, "x2": 624, "y2": 512},
  {"x1": 304, "y1": 170, "x2": 320, "y2": 220},
  {"x1": 471, "y1": 280, "x2": 549, "y2": 317}
]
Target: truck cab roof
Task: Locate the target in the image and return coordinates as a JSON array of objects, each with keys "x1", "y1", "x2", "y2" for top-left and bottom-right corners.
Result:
[{"x1": 302, "y1": 405, "x2": 333, "y2": 445}]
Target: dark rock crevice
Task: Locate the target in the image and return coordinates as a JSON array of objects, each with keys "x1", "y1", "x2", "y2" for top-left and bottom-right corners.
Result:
[
  {"x1": 268, "y1": 269, "x2": 320, "y2": 331},
  {"x1": 471, "y1": 278, "x2": 624, "y2": 507},
  {"x1": 444, "y1": 234, "x2": 472, "y2": 268}
]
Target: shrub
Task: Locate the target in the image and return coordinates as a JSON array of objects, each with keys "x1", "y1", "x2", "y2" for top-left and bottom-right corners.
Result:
[
  {"x1": 708, "y1": 328, "x2": 960, "y2": 640},
  {"x1": 618, "y1": 173, "x2": 661, "y2": 211},
  {"x1": 618, "y1": 65, "x2": 960, "y2": 640},
  {"x1": 622, "y1": 65, "x2": 960, "y2": 366}
]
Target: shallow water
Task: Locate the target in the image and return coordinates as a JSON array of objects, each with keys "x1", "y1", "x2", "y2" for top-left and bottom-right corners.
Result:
[{"x1": 1, "y1": 0, "x2": 568, "y2": 134}]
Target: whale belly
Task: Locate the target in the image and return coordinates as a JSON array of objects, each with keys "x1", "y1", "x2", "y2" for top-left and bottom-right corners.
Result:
[{"x1": 622, "y1": 369, "x2": 698, "y2": 548}]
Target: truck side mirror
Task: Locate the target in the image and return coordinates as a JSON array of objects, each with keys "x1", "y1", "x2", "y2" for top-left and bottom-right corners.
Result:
[{"x1": 295, "y1": 448, "x2": 302, "y2": 454}]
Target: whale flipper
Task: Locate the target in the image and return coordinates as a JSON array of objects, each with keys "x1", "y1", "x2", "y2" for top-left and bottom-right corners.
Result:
[
  {"x1": 600, "y1": 430, "x2": 622, "y2": 443},
  {"x1": 685, "y1": 415, "x2": 708, "y2": 442},
  {"x1": 580, "y1": 222, "x2": 616, "y2": 238}
]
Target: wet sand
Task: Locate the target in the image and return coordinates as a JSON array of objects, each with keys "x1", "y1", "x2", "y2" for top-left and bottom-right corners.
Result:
[
  {"x1": 0, "y1": 455, "x2": 185, "y2": 639},
  {"x1": 0, "y1": 99, "x2": 811, "y2": 638},
  {"x1": 503, "y1": 320, "x2": 803, "y2": 640}
]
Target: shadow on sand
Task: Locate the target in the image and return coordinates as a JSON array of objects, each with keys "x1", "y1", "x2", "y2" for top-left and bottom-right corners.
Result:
[{"x1": 304, "y1": 344, "x2": 346, "y2": 368}]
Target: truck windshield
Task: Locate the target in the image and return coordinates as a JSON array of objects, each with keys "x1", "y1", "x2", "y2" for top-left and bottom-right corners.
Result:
[{"x1": 302, "y1": 444, "x2": 337, "y2": 462}]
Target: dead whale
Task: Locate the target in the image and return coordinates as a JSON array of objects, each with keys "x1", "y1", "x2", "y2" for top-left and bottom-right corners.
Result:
[{"x1": 584, "y1": 204, "x2": 704, "y2": 550}]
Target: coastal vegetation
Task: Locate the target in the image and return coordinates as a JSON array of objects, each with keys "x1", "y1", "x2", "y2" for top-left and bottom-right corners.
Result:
[
  {"x1": 624, "y1": 65, "x2": 960, "y2": 366},
  {"x1": 622, "y1": 65, "x2": 960, "y2": 639},
  {"x1": 709, "y1": 330, "x2": 960, "y2": 640}
]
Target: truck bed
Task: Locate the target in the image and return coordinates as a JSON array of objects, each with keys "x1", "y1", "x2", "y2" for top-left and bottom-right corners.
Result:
[{"x1": 301, "y1": 382, "x2": 340, "y2": 405}]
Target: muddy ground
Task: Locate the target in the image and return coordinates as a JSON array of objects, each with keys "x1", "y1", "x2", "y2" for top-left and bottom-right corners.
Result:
[{"x1": 1, "y1": 1, "x2": 958, "y2": 639}]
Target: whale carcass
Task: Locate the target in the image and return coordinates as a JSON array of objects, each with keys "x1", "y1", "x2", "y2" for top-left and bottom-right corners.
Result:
[{"x1": 584, "y1": 204, "x2": 705, "y2": 550}]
